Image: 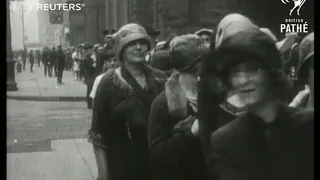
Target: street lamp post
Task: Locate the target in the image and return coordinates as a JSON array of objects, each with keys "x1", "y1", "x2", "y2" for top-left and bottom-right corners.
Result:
[
  {"x1": 7, "y1": 0, "x2": 18, "y2": 91},
  {"x1": 21, "y1": 4, "x2": 26, "y2": 49}
]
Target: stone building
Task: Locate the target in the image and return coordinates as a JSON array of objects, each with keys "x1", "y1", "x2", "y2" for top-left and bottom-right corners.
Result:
[{"x1": 38, "y1": 0, "x2": 70, "y2": 48}]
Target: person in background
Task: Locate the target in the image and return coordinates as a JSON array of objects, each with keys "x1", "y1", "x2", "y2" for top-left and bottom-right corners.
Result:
[
  {"x1": 72, "y1": 47, "x2": 81, "y2": 80},
  {"x1": 68, "y1": 47, "x2": 75, "y2": 71},
  {"x1": 91, "y1": 44, "x2": 99, "y2": 70},
  {"x1": 88, "y1": 23, "x2": 167, "y2": 180},
  {"x1": 89, "y1": 57, "x2": 120, "y2": 104},
  {"x1": 195, "y1": 28, "x2": 214, "y2": 47},
  {"x1": 148, "y1": 34, "x2": 209, "y2": 180},
  {"x1": 56, "y1": 45, "x2": 65, "y2": 85},
  {"x1": 79, "y1": 44, "x2": 86, "y2": 81},
  {"x1": 200, "y1": 15, "x2": 313, "y2": 180},
  {"x1": 83, "y1": 44, "x2": 96, "y2": 109},
  {"x1": 28, "y1": 50, "x2": 35, "y2": 73},
  {"x1": 49, "y1": 47, "x2": 56, "y2": 77},
  {"x1": 42, "y1": 47, "x2": 51, "y2": 77},
  {"x1": 36, "y1": 49, "x2": 41, "y2": 67},
  {"x1": 289, "y1": 32, "x2": 314, "y2": 109},
  {"x1": 96, "y1": 30, "x2": 116, "y2": 75},
  {"x1": 22, "y1": 48, "x2": 27, "y2": 70},
  {"x1": 64, "y1": 48, "x2": 68, "y2": 71}
]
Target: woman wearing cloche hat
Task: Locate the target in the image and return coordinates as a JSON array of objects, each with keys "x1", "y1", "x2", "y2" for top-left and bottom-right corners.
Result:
[
  {"x1": 89, "y1": 23, "x2": 167, "y2": 180},
  {"x1": 199, "y1": 14, "x2": 313, "y2": 180}
]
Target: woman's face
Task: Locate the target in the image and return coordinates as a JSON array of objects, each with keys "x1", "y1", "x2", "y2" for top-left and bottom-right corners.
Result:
[
  {"x1": 226, "y1": 61, "x2": 271, "y2": 109},
  {"x1": 123, "y1": 39, "x2": 149, "y2": 63}
]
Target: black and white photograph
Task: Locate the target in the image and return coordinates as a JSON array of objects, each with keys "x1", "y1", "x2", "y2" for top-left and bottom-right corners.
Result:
[{"x1": 7, "y1": 0, "x2": 314, "y2": 179}]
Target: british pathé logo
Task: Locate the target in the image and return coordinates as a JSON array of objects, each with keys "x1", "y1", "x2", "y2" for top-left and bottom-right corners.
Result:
[
  {"x1": 280, "y1": 0, "x2": 308, "y2": 34},
  {"x1": 281, "y1": 0, "x2": 307, "y2": 16}
]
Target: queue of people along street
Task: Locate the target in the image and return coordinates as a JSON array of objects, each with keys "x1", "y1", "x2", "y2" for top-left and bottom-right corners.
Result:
[{"x1": 87, "y1": 13, "x2": 314, "y2": 180}]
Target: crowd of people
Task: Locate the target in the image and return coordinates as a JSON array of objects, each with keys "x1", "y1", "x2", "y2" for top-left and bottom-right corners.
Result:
[
  {"x1": 14, "y1": 12, "x2": 314, "y2": 180},
  {"x1": 86, "y1": 13, "x2": 313, "y2": 180},
  {"x1": 13, "y1": 36, "x2": 121, "y2": 109}
]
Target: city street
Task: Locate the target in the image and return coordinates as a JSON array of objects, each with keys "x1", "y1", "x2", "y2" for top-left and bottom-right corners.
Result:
[
  {"x1": 7, "y1": 100, "x2": 91, "y2": 148},
  {"x1": 7, "y1": 64, "x2": 86, "y2": 100},
  {"x1": 7, "y1": 64, "x2": 98, "y2": 180}
]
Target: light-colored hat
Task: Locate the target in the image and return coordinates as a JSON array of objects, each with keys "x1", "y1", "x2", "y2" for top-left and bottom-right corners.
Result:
[
  {"x1": 156, "y1": 41, "x2": 166, "y2": 47},
  {"x1": 114, "y1": 23, "x2": 152, "y2": 61},
  {"x1": 195, "y1": 28, "x2": 214, "y2": 36},
  {"x1": 215, "y1": 13, "x2": 258, "y2": 49},
  {"x1": 169, "y1": 34, "x2": 209, "y2": 71}
]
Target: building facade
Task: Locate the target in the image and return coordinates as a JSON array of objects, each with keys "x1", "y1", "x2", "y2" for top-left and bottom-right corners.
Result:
[
  {"x1": 67, "y1": 0, "x2": 106, "y2": 46},
  {"x1": 105, "y1": 0, "x2": 129, "y2": 32},
  {"x1": 38, "y1": 0, "x2": 70, "y2": 48},
  {"x1": 152, "y1": 0, "x2": 314, "y2": 39}
]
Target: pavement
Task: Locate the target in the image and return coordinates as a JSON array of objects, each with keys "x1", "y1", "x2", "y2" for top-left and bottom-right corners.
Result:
[
  {"x1": 7, "y1": 63, "x2": 87, "y2": 101},
  {"x1": 7, "y1": 93, "x2": 98, "y2": 179},
  {"x1": 7, "y1": 139, "x2": 98, "y2": 180}
]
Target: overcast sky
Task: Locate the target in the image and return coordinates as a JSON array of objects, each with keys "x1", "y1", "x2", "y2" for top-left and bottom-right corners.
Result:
[{"x1": 10, "y1": 0, "x2": 40, "y2": 50}]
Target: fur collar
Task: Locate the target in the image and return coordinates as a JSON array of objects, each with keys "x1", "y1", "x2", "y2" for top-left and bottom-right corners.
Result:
[
  {"x1": 104, "y1": 65, "x2": 167, "y2": 92},
  {"x1": 165, "y1": 71, "x2": 189, "y2": 118}
]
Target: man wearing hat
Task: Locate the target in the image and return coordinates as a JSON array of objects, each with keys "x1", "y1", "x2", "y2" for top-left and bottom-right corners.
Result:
[{"x1": 56, "y1": 45, "x2": 65, "y2": 84}]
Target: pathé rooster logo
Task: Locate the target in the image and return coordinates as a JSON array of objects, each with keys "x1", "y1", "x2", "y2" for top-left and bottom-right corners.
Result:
[{"x1": 281, "y1": 0, "x2": 307, "y2": 16}]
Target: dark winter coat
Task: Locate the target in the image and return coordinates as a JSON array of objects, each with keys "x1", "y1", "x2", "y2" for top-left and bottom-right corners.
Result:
[
  {"x1": 56, "y1": 50, "x2": 65, "y2": 69},
  {"x1": 84, "y1": 56, "x2": 96, "y2": 84},
  {"x1": 41, "y1": 51, "x2": 50, "y2": 65},
  {"x1": 209, "y1": 103, "x2": 314, "y2": 180},
  {"x1": 28, "y1": 52, "x2": 34, "y2": 63},
  {"x1": 89, "y1": 65, "x2": 167, "y2": 180},
  {"x1": 148, "y1": 72, "x2": 207, "y2": 180},
  {"x1": 50, "y1": 50, "x2": 57, "y2": 65}
]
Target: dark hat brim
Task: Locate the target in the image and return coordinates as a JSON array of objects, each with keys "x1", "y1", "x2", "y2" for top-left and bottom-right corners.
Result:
[{"x1": 102, "y1": 30, "x2": 110, "y2": 35}]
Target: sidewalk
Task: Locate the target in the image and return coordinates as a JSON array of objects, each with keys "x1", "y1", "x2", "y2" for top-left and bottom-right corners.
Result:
[
  {"x1": 7, "y1": 138, "x2": 98, "y2": 180},
  {"x1": 7, "y1": 65, "x2": 87, "y2": 101}
]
